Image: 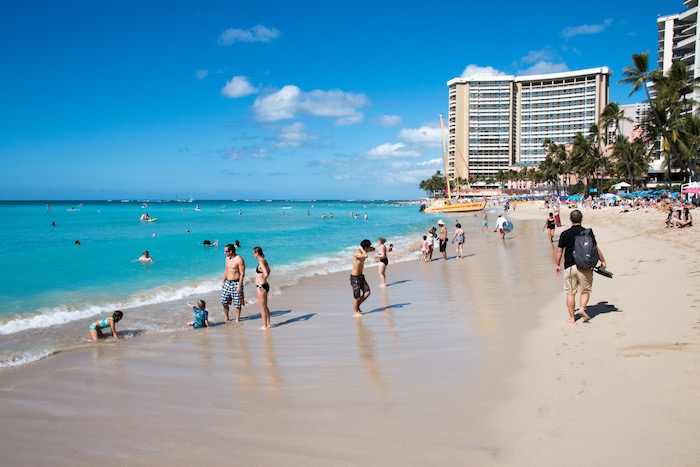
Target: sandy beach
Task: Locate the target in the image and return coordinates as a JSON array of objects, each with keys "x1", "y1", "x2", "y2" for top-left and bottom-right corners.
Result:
[{"x1": 1, "y1": 202, "x2": 698, "y2": 465}]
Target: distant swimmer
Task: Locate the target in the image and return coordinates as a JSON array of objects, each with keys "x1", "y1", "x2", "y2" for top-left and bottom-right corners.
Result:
[
  {"x1": 330, "y1": 212, "x2": 333, "y2": 218},
  {"x1": 307, "y1": 210, "x2": 310, "y2": 216},
  {"x1": 75, "y1": 240, "x2": 81, "y2": 246},
  {"x1": 322, "y1": 213, "x2": 327, "y2": 219},
  {"x1": 140, "y1": 213, "x2": 151, "y2": 221},
  {"x1": 46, "y1": 203, "x2": 52, "y2": 212},
  {"x1": 364, "y1": 213, "x2": 368, "y2": 220},
  {"x1": 351, "y1": 239, "x2": 375, "y2": 316},
  {"x1": 234, "y1": 240, "x2": 241, "y2": 249},
  {"x1": 203, "y1": 239, "x2": 218, "y2": 246},
  {"x1": 238, "y1": 210, "x2": 242, "y2": 215},
  {"x1": 187, "y1": 300, "x2": 209, "y2": 328},
  {"x1": 52, "y1": 221, "x2": 56, "y2": 227},
  {"x1": 138, "y1": 250, "x2": 153, "y2": 263},
  {"x1": 89, "y1": 310, "x2": 123, "y2": 341}
]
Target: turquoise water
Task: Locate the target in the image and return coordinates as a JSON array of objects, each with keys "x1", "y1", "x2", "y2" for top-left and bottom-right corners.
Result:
[{"x1": 0, "y1": 199, "x2": 450, "y2": 366}]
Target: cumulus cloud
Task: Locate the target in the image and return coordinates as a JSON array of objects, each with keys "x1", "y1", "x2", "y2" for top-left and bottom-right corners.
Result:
[
  {"x1": 373, "y1": 115, "x2": 402, "y2": 127},
  {"x1": 460, "y1": 64, "x2": 506, "y2": 78},
  {"x1": 518, "y1": 61, "x2": 569, "y2": 76},
  {"x1": 253, "y1": 85, "x2": 368, "y2": 125},
  {"x1": 398, "y1": 123, "x2": 443, "y2": 148},
  {"x1": 561, "y1": 19, "x2": 613, "y2": 38},
  {"x1": 276, "y1": 122, "x2": 317, "y2": 148},
  {"x1": 218, "y1": 24, "x2": 281, "y2": 45},
  {"x1": 365, "y1": 143, "x2": 422, "y2": 160},
  {"x1": 221, "y1": 76, "x2": 258, "y2": 98},
  {"x1": 382, "y1": 158, "x2": 443, "y2": 184}
]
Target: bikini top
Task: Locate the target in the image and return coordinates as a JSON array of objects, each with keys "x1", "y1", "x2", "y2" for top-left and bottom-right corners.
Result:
[{"x1": 256, "y1": 265, "x2": 262, "y2": 274}]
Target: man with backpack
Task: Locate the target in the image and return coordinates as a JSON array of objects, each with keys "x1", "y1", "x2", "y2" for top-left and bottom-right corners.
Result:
[{"x1": 555, "y1": 210, "x2": 607, "y2": 323}]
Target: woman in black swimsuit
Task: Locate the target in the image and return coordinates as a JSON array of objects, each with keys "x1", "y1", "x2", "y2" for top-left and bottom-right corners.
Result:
[
  {"x1": 542, "y1": 212, "x2": 556, "y2": 242},
  {"x1": 375, "y1": 237, "x2": 388, "y2": 287},
  {"x1": 253, "y1": 246, "x2": 271, "y2": 329}
]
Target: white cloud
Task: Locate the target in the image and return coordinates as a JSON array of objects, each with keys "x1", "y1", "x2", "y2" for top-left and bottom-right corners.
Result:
[
  {"x1": 561, "y1": 19, "x2": 613, "y2": 38},
  {"x1": 365, "y1": 143, "x2": 422, "y2": 160},
  {"x1": 220, "y1": 146, "x2": 267, "y2": 160},
  {"x1": 460, "y1": 64, "x2": 506, "y2": 78},
  {"x1": 253, "y1": 85, "x2": 368, "y2": 125},
  {"x1": 374, "y1": 115, "x2": 402, "y2": 127},
  {"x1": 518, "y1": 61, "x2": 569, "y2": 76},
  {"x1": 221, "y1": 76, "x2": 258, "y2": 98},
  {"x1": 218, "y1": 24, "x2": 281, "y2": 45},
  {"x1": 382, "y1": 158, "x2": 443, "y2": 184},
  {"x1": 276, "y1": 122, "x2": 317, "y2": 148},
  {"x1": 196, "y1": 69, "x2": 209, "y2": 80},
  {"x1": 398, "y1": 123, "x2": 443, "y2": 148}
]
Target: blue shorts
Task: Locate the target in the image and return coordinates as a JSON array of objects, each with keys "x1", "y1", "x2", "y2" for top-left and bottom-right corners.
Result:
[{"x1": 221, "y1": 280, "x2": 243, "y2": 308}]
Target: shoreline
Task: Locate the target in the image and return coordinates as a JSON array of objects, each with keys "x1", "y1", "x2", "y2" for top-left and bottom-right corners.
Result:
[{"x1": 1, "y1": 203, "x2": 698, "y2": 464}]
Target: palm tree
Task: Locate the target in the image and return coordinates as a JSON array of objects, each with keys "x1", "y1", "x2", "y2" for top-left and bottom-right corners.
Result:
[
  {"x1": 620, "y1": 52, "x2": 682, "y2": 184},
  {"x1": 601, "y1": 103, "x2": 634, "y2": 187}
]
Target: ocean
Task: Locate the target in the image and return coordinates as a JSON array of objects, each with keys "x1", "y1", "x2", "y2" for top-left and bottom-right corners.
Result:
[{"x1": 0, "y1": 199, "x2": 468, "y2": 367}]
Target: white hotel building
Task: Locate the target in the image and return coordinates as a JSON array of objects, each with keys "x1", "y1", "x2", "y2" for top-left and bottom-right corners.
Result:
[
  {"x1": 658, "y1": 1, "x2": 700, "y2": 108},
  {"x1": 446, "y1": 67, "x2": 610, "y2": 183}
]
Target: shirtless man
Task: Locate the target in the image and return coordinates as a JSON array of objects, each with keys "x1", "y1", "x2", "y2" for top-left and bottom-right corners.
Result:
[
  {"x1": 221, "y1": 243, "x2": 246, "y2": 322},
  {"x1": 350, "y1": 239, "x2": 375, "y2": 316},
  {"x1": 438, "y1": 220, "x2": 448, "y2": 260}
]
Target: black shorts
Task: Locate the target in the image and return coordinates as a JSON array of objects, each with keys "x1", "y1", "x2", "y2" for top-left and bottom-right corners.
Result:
[
  {"x1": 439, "y1": 239, "x2": 447, "y2": 252},
  {"x1": 350, "y1": 274, "x2": 369, "y2": 299}
]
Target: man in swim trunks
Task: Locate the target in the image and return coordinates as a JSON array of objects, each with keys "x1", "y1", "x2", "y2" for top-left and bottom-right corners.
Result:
[
  {"x1": 222, "y1": 243, "x2": 246, "y2": 322},
  {"x1": 438, "y1": 219, "x2": 448, "y2": 260},
  {"x1": 351, "y1": 239, "x2": 375, "y2": 316}
]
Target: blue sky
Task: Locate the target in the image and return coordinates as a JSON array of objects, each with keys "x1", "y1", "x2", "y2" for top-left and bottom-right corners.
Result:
[{"x1": 0, "y1": 0, "x2": 678, "y2": 200}]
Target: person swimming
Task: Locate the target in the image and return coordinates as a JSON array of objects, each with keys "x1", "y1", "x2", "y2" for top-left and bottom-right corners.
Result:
[{"x1": 89, "y1": 311, "x2": 123, "y2": 341}]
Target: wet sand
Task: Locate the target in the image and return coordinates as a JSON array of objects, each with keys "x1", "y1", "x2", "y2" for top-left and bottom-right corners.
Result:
[{"x1": 1, "y1": 204, "x2": 699, "y2": 465}]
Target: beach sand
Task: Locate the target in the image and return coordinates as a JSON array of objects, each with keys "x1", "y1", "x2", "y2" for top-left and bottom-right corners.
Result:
[{"x1": 1, "y1": 203, "x2": 698, "y2": 465}]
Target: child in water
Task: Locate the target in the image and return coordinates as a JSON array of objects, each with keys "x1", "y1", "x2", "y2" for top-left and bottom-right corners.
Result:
[
  {"x1": 89, "y1": 311, "x2": 123, "y2": 341},
  {"x1": 187, "y1": 300, "x2": 209, "y2": 328}
]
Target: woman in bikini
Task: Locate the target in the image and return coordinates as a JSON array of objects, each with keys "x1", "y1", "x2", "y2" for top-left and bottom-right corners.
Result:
[
  {"x1": 89, "y1": 310, "x2": 123, "y2": 341},
  {"x1": 375, "y1": 237, "x2": 389, "y2": 287},
  {"x1": 253, "y1": 246, "x2": 271, "y2": 330}
]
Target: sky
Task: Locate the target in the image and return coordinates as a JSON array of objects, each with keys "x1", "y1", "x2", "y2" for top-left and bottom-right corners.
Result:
[{"x1": 0, "y1": 0, "x2": 680, "y2": 200}]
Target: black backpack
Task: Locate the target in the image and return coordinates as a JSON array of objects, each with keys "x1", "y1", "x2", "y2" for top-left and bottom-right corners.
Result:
[{"x1": 572, "y1": 229, "x2": 599, "y2": 270}]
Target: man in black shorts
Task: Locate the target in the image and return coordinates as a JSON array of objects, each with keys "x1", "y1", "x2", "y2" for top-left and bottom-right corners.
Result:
[
  {"x1": 438, "y1": 219, "x2": 448, "y2": 260},
  {"x1": 350, "y1": 239, "x2": 374, "y2": 316}
]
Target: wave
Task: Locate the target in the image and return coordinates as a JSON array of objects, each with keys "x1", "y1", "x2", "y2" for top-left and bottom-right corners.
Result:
[
  {"x1": 0, "y1": 232, "x2": 423, "y2": 337},
  {"x1": 0, "y1": 349, "x2": 56, "y2": 368}
]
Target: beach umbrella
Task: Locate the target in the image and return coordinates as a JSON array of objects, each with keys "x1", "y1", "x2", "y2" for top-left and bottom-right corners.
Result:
[{"x1": 682, "y1": 186, "x2": 700, "y2": 194}]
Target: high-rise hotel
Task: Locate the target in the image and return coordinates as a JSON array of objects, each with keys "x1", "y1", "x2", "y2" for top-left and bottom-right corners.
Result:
[{"x1": 446, "y1": 68, "x2": 610, "y2": 183}]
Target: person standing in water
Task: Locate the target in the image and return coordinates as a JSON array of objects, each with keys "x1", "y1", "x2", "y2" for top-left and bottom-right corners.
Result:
[
  {"x1": 351, "y1": 239, "x2": 374, "y2": 316},
  {"x1": 253, "y1": 246, "x2": 271, "y2": 330},
  {"x1": 375, "y1": 237, "x2": 389, "y2": 287},
  {"x1": 221, "y1": 243, "x2": 245, "y2": 322},
  {"x1": 452, "y1": 223, "x2": 465, "y2": 258}
]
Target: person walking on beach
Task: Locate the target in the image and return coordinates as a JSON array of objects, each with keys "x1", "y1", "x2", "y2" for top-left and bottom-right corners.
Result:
[
  {"x1": 253, "y1": 246, "x2": 271, "y2": 330},
  {"x1": 555, "y1": 210, "x2": 607, "y2": 324},
  {"x1": 543, "y1": 213, "x2": 556, "y2": 242},
  {"x1": 495, "y1": 214, "x2": 507, "y2": 239},
  {"x1": 452, "y1": 223, "x2": 465, "y2": 259},
  {"x1": 89, "y1": 310, "x2": 123, "y2": 341},
  {"x1": 351, "y1": 239, "x2": 374, "y2": 316},
  {"x1": 187, "y1": 300, "x2": 209, "y2": 328},
  {"x1": 480, "y1": 211, "x2": 488, "y2": 234},
  {"x1": 222, "y1": 243, "x2": 245, "y2": 322},
  {"x1": 375, "y1": 237, "x2": 389, "y2": 287},
  {"x1": 438, "y1": 220, "x2": 448, "y2": 260}
]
